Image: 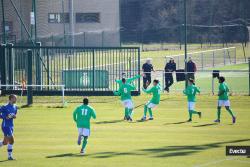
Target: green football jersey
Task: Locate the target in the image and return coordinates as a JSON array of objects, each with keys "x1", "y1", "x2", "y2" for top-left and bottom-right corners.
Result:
[
  {"x1": 114, "y1": 83, "x2": 135, "y2": 101},
  {"x1": 143, "y1": 84, "x2": 161, "y2": 104},
  {"x1": 73, "y1": 105, "x2": 96, "y2": 129},
  {"x1": 115, "y1": 74, "x2": 141, "y2": 85},
  {"x1": 218, "y1": 82, "x2": 229, "y2": 100},
  {"x1": 183, "y1": 84, "x2": 200, "y2": 102}
]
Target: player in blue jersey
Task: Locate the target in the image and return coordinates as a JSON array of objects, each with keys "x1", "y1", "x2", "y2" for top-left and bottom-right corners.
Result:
[{"x1": 0, "y1": 94, "x2": 18, "y2": 160}]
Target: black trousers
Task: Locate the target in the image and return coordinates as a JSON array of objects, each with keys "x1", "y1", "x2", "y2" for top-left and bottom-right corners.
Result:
[
  {"x1": 165, "y1": 74, "x2": 173, "y2": 89},
  {"x1": 187, "y1": 73, "x2": 195, "y2": 80},
  {"x1": 143, "y1": 75, "x2": 151, "y2": 89}
]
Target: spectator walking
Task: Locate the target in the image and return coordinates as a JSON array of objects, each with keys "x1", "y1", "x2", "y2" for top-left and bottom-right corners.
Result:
[
  {"x1": 164, "y1": 58, "x2": 176, "y2": 92},
  {"x1": 142, "y1": 58, "x2": 154, "y2": 89},
  {"x1": 187, "y1": 57, "x2": 197, "y2": 80}
]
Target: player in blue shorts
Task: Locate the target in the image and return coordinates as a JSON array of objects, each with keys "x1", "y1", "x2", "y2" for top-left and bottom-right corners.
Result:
[{"x1": 0, "y1": 94, "x2": 18, "y2": 160}]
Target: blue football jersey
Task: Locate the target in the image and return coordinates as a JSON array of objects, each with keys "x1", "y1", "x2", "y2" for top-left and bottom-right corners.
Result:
[{"x1": 0, "y1": 103, "x2": 17, "y2": 127}]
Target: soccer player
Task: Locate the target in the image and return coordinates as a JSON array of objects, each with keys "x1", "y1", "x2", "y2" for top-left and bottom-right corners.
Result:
[
  {"x1": 0, "y1": 94, "x2": 18, "y2": 160},
  {"x1": 73, "y1": 97, "x2": 96, "y2": 155},
  {"x1": 183, "y1": 78, "x2": 202, "y2": 122},
  {"x1": 141, "y1": 79, "x2": 161, "y2": 121},
  {"x1": 214, "y1": 76, "x2": 236, "y2": 123},
  {"x1": 114, "y1": 78, "x2": 136, "y2": 121}
]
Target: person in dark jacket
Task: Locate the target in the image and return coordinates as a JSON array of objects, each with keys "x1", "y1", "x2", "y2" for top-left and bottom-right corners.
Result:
[
  {"x1": 164, "y1": 58, "x2": 176, "y2": 92},
  {"x1": 187, "y1": 57, "x2": 197, "y2": 80},
  {"x1": 142, "y1": 58, "x2": 154, "y2": 89}
]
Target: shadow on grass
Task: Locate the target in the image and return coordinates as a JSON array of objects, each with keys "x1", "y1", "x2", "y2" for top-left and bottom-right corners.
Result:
[
  {"x1": 95, "y1": 120, "x2": 124, "y2": 124},
  {"x1": 164, "y1": 121, "x2": 188, "y2": 125},
  {"x1": 0, "y1": 159, "x2": 11, "y2": 163},
  {"x1": 45, "y1": 139, "x2": 250, "y2": 159},
  {"x1": 138, "y1": 138, "x2": 250, "y2": 158},
  {"x1": 193, "y1": 123, "x2": 218, "y2": 127},
  {"x1": 46, "y1": 153, "x2": 87, "y2": 158}
]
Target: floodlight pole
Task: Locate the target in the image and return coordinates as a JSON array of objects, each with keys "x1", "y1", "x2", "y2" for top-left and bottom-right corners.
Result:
[
  {"x1": 33, "y1": 0, "x2": 37, "y2": 41},
  {"x1": 1, "y1": 0, "x2": 6, "y2": 43},
  {"x1": 184, "y1": 0, "x2": 188, "y2": 88}
]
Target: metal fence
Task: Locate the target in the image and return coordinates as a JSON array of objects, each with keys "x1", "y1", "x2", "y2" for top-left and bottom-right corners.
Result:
[
  {"x1": 0, "y1": 45, "x2": 140, "y2": 95},
  {"x1": 145, "y1": 69, "x2": 250, "y2": 95},
  {"x1": 167, "y1": 47, "x2": 237, "y2": 70}
]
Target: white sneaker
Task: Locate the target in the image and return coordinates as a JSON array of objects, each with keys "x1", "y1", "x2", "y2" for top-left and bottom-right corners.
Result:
[{"x1": 80, "y1": 149, "x2": 85, "y2": 155}]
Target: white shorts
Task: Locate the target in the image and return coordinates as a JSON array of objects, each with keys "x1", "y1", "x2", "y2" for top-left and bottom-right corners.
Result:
[
  {"x1": 188, "y1": 102, "x2": 195, "y2": 110},
  {"x1": 78, "y1": 128, "x2": 90, "y2": 137},
  {"x1": 122, "y1": 99, "x2": 134, "y2": 109},
  {"x1": 218, "y1": 100, "x2": 230, "y2": 107},
  {"x1": 146, "y1": 101, "x2": 158, "y2": 109}
]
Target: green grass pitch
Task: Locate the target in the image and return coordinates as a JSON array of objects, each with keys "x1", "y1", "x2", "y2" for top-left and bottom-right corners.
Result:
[{"x1": 0, "y1": 94, "x2": 250, "y2": 167}]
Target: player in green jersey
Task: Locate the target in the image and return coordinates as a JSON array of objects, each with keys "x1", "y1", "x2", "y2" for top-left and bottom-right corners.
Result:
[
  {"x1": 73, "y1": 97, "x2": 96, "y2": 155},
  {"x1": 114, "y1": 78, "x2": 136, "y2": 121},
  {"x1": 183, "y1": 78, "x2": 202, "y2": 122},
  {"x1": 214, "y1": 76, "x2": 236, "y2": 124},
  {"x1": 141, "y1": 79, "x2": 161, "y2": 121},
  {"x1": 115, "y1": 74, "x2": 141, "y2": 120}
]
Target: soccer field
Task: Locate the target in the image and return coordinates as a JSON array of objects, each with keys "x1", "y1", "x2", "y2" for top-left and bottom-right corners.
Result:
[{"x1": 0, "y1": 95, "x2": 250, "y2": 167}]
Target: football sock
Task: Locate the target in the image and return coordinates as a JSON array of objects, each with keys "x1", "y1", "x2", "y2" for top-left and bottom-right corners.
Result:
[
  {"x1": 188, "y1": 110, "x2": 192, "y2": 120},
  {"x1": 82, "y1": 137, "x2": 88, "y2": 150},
  {"x1": 148, "y1": 108, "x2": 153, "y2": 118},
  {"x1": 217, "y1": 107, "x2": 221, "y2": 120},
  {"x1": 226, "y1": 108, "x2": 235, "y2": 117},
  {"x1": 124, "y1": 108, "x2": 129, "y2": 117},
  {"x1": 7, "y1": 144, "x2": 13, "y2": 158},
  {"x1": 144, "y1": 105, "x2": 148, "y2": 117},
  {"x1": 190, "y1": 110, "x2": 199, "y2": 114},
  {"x1": 128, "y1": 109, "x2": 133, "y2": 117}
]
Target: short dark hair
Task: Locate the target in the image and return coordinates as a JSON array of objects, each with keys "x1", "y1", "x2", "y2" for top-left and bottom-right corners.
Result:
[
  {"x1": 9, "y1": 94, "x2": 16, "y2": 100},
  {"x1": 219, "y1": 76, "x2": 225, "y2": 83},
  {"x1": 153, "y1": 79, "x2": 159, "y2": 84},
  {"x1": 83, "y1": 97, "x2": 89, "y2": 105},
  {"x1": 122, "y1": 78, "x2": 126, "y2": 83}
]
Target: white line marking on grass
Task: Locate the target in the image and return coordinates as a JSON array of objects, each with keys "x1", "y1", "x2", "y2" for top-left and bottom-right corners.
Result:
[{"x1": 193, "y1": 157, "x2": 237, "y2": 167}]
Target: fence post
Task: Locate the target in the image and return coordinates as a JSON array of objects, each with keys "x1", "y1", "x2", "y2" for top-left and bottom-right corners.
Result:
[
  {"x1": 7, "y1": 43, "x2": 14, "y2": 88},
  {"x1": 249, "y1": 57, "x2": 250, "y2": 96},
  {"x1": 138, "y1": 48, "x2": 141, "y2": 94},
  {"x1": 0, "y1": 44, "x2": 6, "y2": 90},
  {"x1": 234, "y1": 48, "x2": 236, "y2": 64},
  {"x1": 35, "y1": 42, "x2": 42, "y2": 90},
  {"x1": 177, "y1": 56, "x2": 180, "y2": 69},
  {"x1": 224, "y1": 50, "x2": 226, "y2": 65},
  {"x1": 92, "y1": 49, "x2": 95, "y2": 91},
  {"x1": 201, "y1": 53, "x2": 204, "y2": 70},
  {"x1": 212, "y1": 51, "x2": 215, "y2": 67},
  {"x1": 27, "y1": 49, "x2": 33, "y2": 105}
]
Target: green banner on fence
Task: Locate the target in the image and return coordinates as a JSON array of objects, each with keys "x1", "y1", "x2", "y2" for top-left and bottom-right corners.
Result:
[{"x1": 62, "y1": 70, "x2": 109, "y2": 89}]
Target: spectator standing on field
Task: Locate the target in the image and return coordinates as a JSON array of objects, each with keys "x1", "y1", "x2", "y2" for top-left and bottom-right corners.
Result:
[
  {"x1": 142, "y1": 58, "x2": 154, "y2": 89},
  {"x1": 164, "y1": 57, "x2": 176, "y2": 92},
  {"x1": 187, "y1": 57, "x2": 197, "y2": 80}
]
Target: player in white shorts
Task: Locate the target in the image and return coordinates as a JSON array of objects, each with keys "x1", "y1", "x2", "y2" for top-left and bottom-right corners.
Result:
[{"x1": 214, "y1": 76, "x2": 236, "y2": 124}]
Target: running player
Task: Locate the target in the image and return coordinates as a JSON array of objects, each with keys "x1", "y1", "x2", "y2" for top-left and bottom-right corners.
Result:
[
  {"x1": 114, "y1": 78, "x2": 136, "y2": 121},
  {"x1": 73, "y1": 97, "x2": 96, "y2": 155},
  {"x1": 183, "y1": 78, "x2": 202, "y2": 122},
  {"x1": 214, "y1": 76, "x2": 236, "y2": 124},
  {"x1": 0, "y1": 94, "x2": 18, "y2": 160},
  {"x1": 141, "y1": 79, "x2": 161, "y2": 121}
]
